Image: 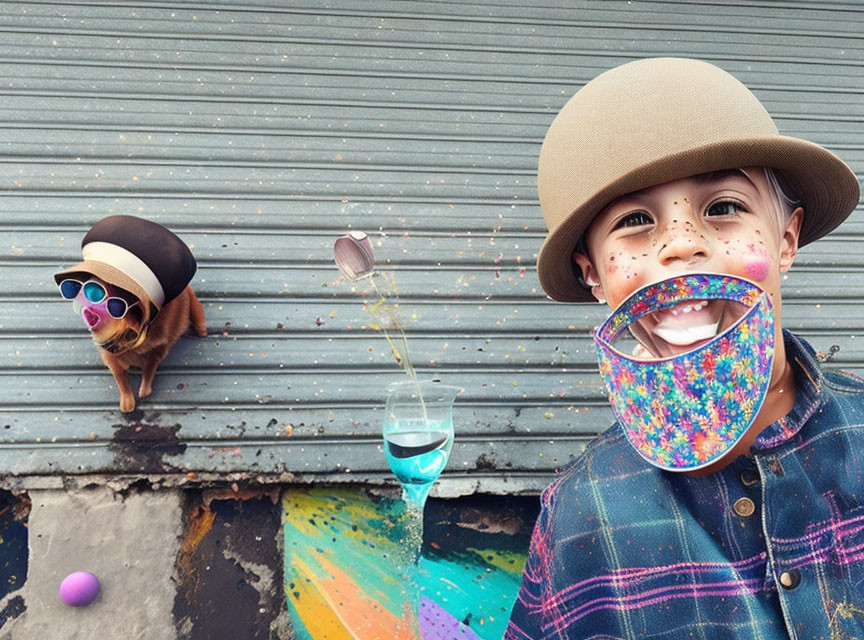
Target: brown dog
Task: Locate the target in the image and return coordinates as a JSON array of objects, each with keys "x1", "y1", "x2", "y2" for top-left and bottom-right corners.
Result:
[
  {"x1": 55, "y1": 215, "x2": 205, "y2": 413},
  {"x1": 88, "y1": 283, "x2": 207, "y2": 412}
]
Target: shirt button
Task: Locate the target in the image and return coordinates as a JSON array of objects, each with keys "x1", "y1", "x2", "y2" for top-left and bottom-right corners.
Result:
[
  {"x1": 733, "y1": 497, "x2": 756, "y2": 517},
  {"x1": 779, "y1": 569, "x2": 801, "y2": 590},
  {"x1": 740, "y1": 470, "x2": 760, "y2": 486}
]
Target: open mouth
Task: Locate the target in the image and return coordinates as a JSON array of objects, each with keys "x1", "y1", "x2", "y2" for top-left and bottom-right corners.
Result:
[
  {"x1": 83, "y1": 308, "x2": 102, "y2": 329},
  {"x1": 629, "y1": 298, "x2": 744, "y2": 358}
]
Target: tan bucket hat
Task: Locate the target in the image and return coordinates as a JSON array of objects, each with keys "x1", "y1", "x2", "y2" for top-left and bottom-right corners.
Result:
[
  {"x1": 54, "y1": 215, "x2": 198, "y2": 320},
  {"x1": 536, "y1": 57, "x2": 861, "y2": 303}
]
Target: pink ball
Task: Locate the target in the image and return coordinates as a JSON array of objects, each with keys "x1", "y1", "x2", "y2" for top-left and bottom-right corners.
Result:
[{"x1": 59, "y1": 571, "x2": 100, "y2": 607}]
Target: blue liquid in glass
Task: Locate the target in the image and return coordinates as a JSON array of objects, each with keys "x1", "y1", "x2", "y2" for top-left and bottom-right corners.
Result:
[{"x1": 384, "y1": 427, "x2": 452, "y2": 506}]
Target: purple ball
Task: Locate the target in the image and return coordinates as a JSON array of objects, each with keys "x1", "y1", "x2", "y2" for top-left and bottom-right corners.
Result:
[{"x1": 59, "y1": 571, "x2": 100, "y2": 607}]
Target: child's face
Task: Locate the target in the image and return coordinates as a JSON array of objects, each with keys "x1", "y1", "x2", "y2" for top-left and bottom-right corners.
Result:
[{"x1": 574, "y1": 167, "x2": 803, "y2": 358}]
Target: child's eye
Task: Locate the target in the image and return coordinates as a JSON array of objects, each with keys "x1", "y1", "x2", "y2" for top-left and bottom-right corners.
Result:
[
  {"x1": 705, "y1": 199, "x2": 746, "y2": 217},
  {"x1": 615, "y1": 211, "x2": 653, "y2": 229}
]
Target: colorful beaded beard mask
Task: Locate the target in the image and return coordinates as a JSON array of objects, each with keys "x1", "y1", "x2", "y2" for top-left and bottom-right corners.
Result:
[{"x1": 593, "y1": 273, "x2": 775, "y2": 472}]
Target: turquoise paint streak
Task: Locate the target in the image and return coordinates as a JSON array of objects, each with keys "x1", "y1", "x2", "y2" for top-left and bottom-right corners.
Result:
[{"x1": 416, "y1": 553, "x2": 522, "y2": 639}]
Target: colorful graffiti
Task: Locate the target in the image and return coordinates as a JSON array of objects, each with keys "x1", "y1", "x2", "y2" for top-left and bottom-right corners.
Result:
[{"x1": 283, "y1": 488, "x2": 532, "y2": 640}]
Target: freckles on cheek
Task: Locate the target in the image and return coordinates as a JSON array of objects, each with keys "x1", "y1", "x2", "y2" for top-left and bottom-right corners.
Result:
[
  {"x1": 604, "y1": 251, "x2": 623, "y2": 276},
  {"x1": 606, "y1": 262, "x2": 638, "y2": 280},
  {"x1": 605, "y1": 260, "x2": 644, "y2": 307},
  {"x1": 598, "y1": 248, "x2": 647, "y2": 306}
]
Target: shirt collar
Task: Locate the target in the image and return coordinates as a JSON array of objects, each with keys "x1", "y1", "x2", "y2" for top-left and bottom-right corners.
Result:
[{"x1": 752, "y1": 330, "x2": 825, "y2": 450}]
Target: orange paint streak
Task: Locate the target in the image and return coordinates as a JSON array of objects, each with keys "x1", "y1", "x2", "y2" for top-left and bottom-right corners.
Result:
[
  {"x1": 176, "y1": 505, "x2": 217, "y2": 597},
  {"x1": 290, "y1": 556, "x2": 354, "y2": 638},
  {"x1": 307, "y1": 552, "x2": 415, "y2": 639},
  {"x1": 182, "y1": 505, "x2": 216, "y2": 555}
]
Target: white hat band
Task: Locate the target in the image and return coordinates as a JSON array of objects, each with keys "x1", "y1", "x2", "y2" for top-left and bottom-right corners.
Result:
[{"x1": 82, "y1": 241, "x2": 166, "y2": 306}]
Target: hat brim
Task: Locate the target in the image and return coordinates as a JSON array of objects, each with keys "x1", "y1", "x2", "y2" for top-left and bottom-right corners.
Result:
[
  {"x1": 537, "y1": 135, "x2": 861, "y2": 303},
  {"x1": 54, "y1": 260, "x2": 160, "y2": 319}
]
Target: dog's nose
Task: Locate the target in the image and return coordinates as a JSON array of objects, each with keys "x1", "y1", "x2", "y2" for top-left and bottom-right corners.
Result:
[{"x1": 83, "y1": 307, "x2": 102, "y2": 329}]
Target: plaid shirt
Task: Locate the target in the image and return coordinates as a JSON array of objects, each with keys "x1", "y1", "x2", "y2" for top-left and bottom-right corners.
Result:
[{"x1": 505, "y1": 331, "x2": 864, "y2": 639}]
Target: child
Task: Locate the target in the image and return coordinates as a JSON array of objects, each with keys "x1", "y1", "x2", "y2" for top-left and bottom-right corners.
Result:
[{"x1": 505, "y1": 58, "x2": 862, "y2": 639}]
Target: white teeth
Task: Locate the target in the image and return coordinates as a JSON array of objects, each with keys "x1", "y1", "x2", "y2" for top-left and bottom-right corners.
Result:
[
  {"x1": 650, "y1": 300, "x2": 717, "y2": 347},
  {"x1": 653, "y1": 320, "x2": 720, "y2": 346},
  {"x1": 673, "y1": 300, "x2": 707, "y2": 315}
]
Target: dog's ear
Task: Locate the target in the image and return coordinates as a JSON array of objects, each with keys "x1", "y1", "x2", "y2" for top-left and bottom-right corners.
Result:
[{"x1": 123, "y1": 304, "x2": 145, "y2": 332}]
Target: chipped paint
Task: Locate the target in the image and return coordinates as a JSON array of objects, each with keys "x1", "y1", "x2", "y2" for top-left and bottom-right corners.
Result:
[
  {"x1": 109, "y1": 410, "x2": 186, "y2": 473},
  {"x1": 174, "y1": 491, "x2": 291, "y2": 639},
  {"x1": 0, "y1": 490, "x2": 28, "y2": 631},
  {"x1": 0, "y1": 596, "x2": 25, "y2": 629}
]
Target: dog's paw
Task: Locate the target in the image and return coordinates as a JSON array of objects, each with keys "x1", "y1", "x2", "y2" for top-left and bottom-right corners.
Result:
[
  {"x1": 138, "y1": 381, "x2": 152, "y2": 399},
  {"x1": 119, "y1": 393, "x2": 136, "y2": 413}
]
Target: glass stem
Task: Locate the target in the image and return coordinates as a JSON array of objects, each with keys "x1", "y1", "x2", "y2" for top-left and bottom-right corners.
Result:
[{"x1": 401, "y1": 488, "x2": 425, "y2": 637}]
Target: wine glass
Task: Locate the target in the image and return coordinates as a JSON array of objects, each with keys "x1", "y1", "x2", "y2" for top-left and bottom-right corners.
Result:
[
  {"x1": 383, "y1": 380, "x2": 460, "y2": 511},
  {"x1": 383, "y1": 379, "x2": 459, "y2": 634}
]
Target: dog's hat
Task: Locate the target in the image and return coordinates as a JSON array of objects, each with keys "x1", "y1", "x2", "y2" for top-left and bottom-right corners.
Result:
[
  {"x1": 54, "y1": 215, "x2": 197, "y2": 315},
  {"x1": 536, "y1": 57, "x2": 861, "y2": 302}
]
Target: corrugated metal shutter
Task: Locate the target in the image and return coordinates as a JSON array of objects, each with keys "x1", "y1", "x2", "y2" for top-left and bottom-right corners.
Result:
[{"x1": 1, "y1": 1, "x2": 861, "y2": 492}]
